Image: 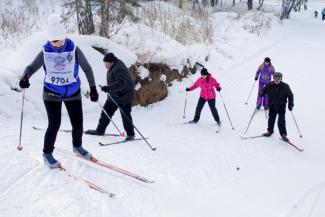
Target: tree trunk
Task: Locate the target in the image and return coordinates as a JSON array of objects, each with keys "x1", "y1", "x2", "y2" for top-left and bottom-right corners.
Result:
[
  {"x1": 178, "y1": 0, "x2": 183, "y2": 8},
  {"x1": 248, "y1": 0, "x2": 253, "y2": 10},
  {"x1": 99, "y1": 0, "x2": 110, "y2": 38},
  {"x1": 280, "y1": 0, "x2": 297, "y2": 20},
  {"x1": 75, "y1": 0, "x2": 95, "y2": 35},
  {"x1": 257, "y1": 0, "x2": 264, "y2": 10}
]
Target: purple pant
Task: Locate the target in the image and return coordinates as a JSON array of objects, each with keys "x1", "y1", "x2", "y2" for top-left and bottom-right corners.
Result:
[{"x1": 256, "y1": 81, "x2": 269, "y2": 108}]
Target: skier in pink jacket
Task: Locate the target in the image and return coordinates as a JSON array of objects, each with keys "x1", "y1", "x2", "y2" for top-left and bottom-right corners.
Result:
[{"x1": 186, "y1": 68, "x2": 222, "y2": 125}]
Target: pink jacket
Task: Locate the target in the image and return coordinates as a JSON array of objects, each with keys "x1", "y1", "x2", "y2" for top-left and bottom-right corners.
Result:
[{"x1": 189, "y1": 74, "x2": 221, "y2": 100}]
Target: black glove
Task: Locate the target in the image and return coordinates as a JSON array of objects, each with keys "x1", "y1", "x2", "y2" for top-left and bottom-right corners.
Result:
[
  {"x1": 186, "y1": 88, "x2": 190, "y2": 92},
  {"x1": 19, "y1": 77, "x2": 30, "y2": 88},
  {"x1": 90, "y1": 86, "x2": 98, "y2": 102},
  {"x1": 101, "y1": 86, "x2": 110, "y2": 93},
  {"x1": 288, "y1": 104, "x2": 293, "y2": 111},
  {"x1": 254, "y1": 77, "x2": 258, "y2": 81},
  {"x1": 217, "y1": 87, "x2": 221, "y2": 92}
]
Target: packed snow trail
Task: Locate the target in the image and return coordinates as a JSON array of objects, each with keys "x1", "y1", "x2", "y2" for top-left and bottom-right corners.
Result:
[{"x1": 1, "y1": 2, "x2": 325, "y2": 217}]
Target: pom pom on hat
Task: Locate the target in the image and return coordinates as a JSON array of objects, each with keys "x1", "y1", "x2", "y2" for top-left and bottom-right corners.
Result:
[{"x1": 47, "y1": 14, "x2": 67, "y2": 41}]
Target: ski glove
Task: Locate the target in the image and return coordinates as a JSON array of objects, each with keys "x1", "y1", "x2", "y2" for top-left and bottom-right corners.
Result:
[
  {"x1": 288, "y1": 104, "x2": 293, "y2": 111},
  {"x1": 217, "y1": 87, "x2": 221, "y2": 92},
  {"x1": 101, "y1": 86, "x2": 110, "y2": 93},
  {"x1": 19, "y1": 77, "x2": 30, "y2": 89},
  {"x1": 186, "y1": 88, "x2": 190, "y2": 92},
  {"x1": 90, "y1": 86, "x2": 98, "y2": 102},
  {"x1": 254, "y1": 77, "x2": 258, "y2": 81}
]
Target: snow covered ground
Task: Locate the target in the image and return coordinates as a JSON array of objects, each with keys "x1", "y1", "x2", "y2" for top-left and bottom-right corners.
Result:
[{"x1": 1, "y1": 1, "x2": 325, "y2": 217}]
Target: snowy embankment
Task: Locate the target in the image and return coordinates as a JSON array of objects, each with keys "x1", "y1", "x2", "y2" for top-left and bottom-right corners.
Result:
[{"x1": 1, "y1": 1, "x2": 325, "y2": 217}]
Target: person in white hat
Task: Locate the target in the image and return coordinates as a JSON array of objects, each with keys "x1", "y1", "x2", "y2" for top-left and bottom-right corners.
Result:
[{"x1": 19, "y1": 14, "x2": 99, "y2": 169}]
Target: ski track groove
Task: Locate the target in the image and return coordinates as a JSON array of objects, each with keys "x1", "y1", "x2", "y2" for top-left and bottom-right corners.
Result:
[{"x1": 0, "y1": 165, "x2": 40, "y2": 202}]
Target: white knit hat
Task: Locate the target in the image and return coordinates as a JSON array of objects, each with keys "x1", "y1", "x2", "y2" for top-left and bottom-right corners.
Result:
[{"x1": 47, "y1": 14, "x2": 67, "y2": 41}]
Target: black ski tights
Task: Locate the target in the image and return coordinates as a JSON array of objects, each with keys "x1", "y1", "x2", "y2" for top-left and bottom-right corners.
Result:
[{"x1": 43, "y1": 100, "x2": 83, "y2": 154}]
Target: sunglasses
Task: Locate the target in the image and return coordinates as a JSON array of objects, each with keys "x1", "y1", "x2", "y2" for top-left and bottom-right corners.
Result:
[
  {"x1": 51, "y1": 40, "x2": 60, "y2": 43},
  {"x1": 273, "y1": 76, "x2": 281, "y2": 80}
]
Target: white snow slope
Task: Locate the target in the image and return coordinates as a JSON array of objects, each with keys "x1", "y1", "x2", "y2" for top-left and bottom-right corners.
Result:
[{"x1": 1, "y1": 1, "x2": 325, "y2": 217}]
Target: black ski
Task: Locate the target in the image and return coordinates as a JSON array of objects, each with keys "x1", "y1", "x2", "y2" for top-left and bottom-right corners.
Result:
[
  {"x1": 240, "y1": 135, "x2": 265, "y2": 140},
  {"x1": 279, "y1": 138, "x2": 304, "y2": 152},
  {"x1": 33, "y1": 126, "x2": 122, "y2": 137},
  {"x1": 99, "y1": 138, "x2": 149, "y2": 146}
]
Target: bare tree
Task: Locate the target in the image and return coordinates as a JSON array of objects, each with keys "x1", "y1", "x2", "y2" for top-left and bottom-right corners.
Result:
[
  {"x1": 257, "y1": 0, "x2": 264, "y2": 10},
  {"x1": 99, "y1": 0, "x2": 109, "y2": 38},
  {"x1": 280, "y1": 0, "x2": 297, "y2": 20},
  {"x1": 75, "y1": 0, "x2": 95, "y2": 35}
]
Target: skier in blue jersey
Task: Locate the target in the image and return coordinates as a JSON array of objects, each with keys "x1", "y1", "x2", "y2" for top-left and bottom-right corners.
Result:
[{"x1": 19, "y1": 14, "x2": 99, "y2": 169}]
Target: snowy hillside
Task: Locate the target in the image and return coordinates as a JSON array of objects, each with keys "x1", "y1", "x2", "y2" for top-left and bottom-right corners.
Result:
[{"x1": 1, "y1": 1, "x2": 325, "y2": 217}]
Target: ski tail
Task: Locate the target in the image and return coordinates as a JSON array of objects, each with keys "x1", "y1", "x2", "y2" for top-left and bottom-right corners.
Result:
[
  {"x1": 279, "y1": 138, "x2": 304, "y2": 152},
  {"x1": 55, "y1": 147, "x2": 154, "y2": 183},
  {"x1": 240, "y1": 134, "x2": 265, "y2": 140},
  {"x1": 31, "y1": 154, "x2": 114, "y2": 196}
]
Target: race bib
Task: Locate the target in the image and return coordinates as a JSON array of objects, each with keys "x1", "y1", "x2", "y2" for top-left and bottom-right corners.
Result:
[{"x1": 44, "y1": 49, "x2": 77, "y2": 86}]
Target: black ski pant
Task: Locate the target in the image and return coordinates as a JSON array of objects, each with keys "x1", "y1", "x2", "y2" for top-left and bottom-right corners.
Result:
[
  {"x1": 193, "y1": 97, "x2": 220, "y2": 123},
  {"x1": 267, "y1": 106, "x2": 287, "y2": 136},
  {"x1": 96, "y1": 100, "x2": 135, "y2": 137},
  {"x1": 43, "y1": 100, "x2": 83, "y2": 154}
]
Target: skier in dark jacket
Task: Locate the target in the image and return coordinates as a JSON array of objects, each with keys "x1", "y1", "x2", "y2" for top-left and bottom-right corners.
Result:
[
  {"x1": 85, "y1": 53, "x2": 135, "y2": 140},
  {"x1": 314, "y1": 10, "x2": 318, "y2": 18},
  {"x1": 19, "y1": 14, "x2": 98, "y2": 169},
  {"x1": 260, "y1": 72, "x2": 294, "y2": 142}
]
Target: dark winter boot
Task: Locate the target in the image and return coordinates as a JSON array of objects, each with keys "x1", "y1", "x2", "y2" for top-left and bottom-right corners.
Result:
[
  {"x1": 281, "y1": 134, "x2": 289, "y2": 142},
  {"x1": 262, "y1": 131, "x2": 273, "y2": 137},
  {"x1": 189, "y1": 120, "x2": 198, "y2": 124},
  {"x1": 84, "y1": 129, "x2": 104, "y2": 136},
  {"x1": 43, "y1": 153, "x2": 61, "y2": 169},
  {"x1": 124, "y1": 135, "x2": 135, "y2": 141}
]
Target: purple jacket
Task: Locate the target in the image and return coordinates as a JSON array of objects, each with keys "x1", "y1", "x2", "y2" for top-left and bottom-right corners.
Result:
[{"x1": 255, "y1": 63, "x2": 275, "y2": 83}]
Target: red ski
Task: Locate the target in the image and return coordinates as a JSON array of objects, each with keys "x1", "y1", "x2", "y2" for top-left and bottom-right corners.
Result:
[
  {"x1": 56, "y1": 147, "x2": 154, "y2": 183},
  {"x1": 279, "y1": 138, "x2": 304, "y2": 152},
  {"x1": 60, "y1": 166, "x2": 115, "y2": 197}
]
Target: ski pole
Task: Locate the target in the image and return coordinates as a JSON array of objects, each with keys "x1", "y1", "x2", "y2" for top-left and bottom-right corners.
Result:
[
  {"x1": 17, "y1": 89, "x2": 25, "y2": 151},
  {"x1": 245, "y1": 80, "x2": 256, "y2": 105},
  {"x1": 182, "y1": 92, "x2": 188, "y2": 118},
  {"x1": 290, "y1": 111, "x2": 303, "y2": 138},
  {"x1": 244, "y1": 106, "x2": 258, "y2": 135},
  {"x1": 106, "y1": 92, "x2": 157, "y2": 151},
  {"x1": 219, "y1": 92, "x2": 234, "y2": 130},
  {"x1": 97, "y1": 101, "x2": 126, "y2": 137},
  {"x1": 82, "y1": 91, "x2": 125, "y2": 137}
]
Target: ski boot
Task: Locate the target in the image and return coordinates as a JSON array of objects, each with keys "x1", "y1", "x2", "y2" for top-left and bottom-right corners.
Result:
[
  {"x1": 43, "y1": 153, "x2": 62, "y2": 169},
  {"x1": 73, "y1": 146, "x2": 93, "y2": 160}
]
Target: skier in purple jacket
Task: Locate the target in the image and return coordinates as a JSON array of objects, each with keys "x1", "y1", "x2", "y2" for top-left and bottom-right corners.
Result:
[{"x1": 255, "y1": 57, "x2": 275, "y2": 110}]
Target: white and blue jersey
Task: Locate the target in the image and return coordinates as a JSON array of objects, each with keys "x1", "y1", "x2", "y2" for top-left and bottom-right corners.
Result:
[{"x1": 43, "y1": 39, "x2": 80, "y2": 98}]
